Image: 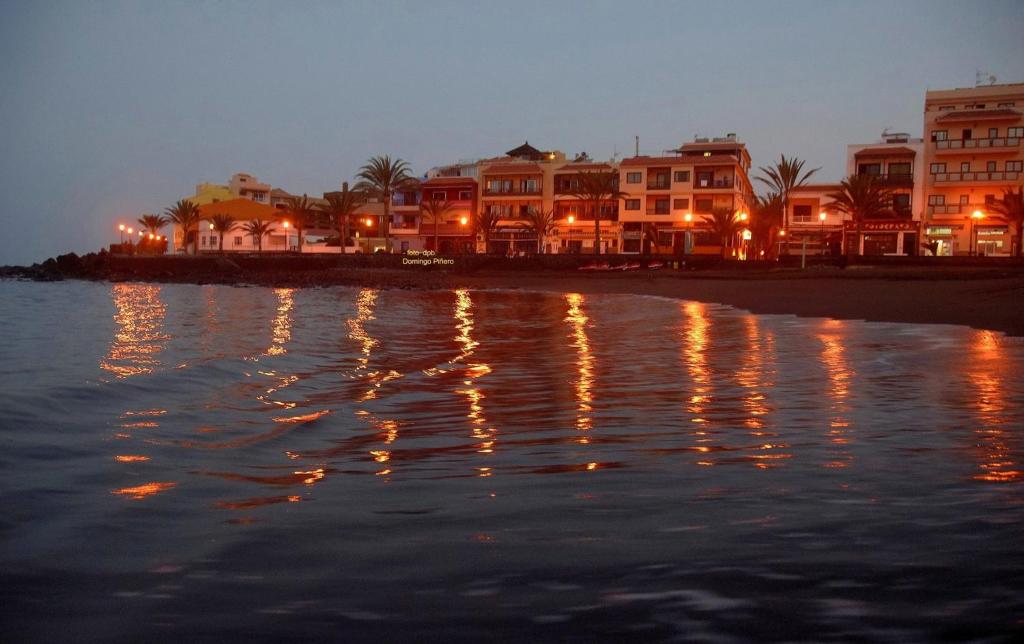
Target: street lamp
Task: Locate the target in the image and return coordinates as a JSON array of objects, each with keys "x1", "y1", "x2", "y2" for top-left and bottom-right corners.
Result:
[
  {"x1": 971, "y1": 209, "x2": 984, "y2": 256},
  {"x1": 567, "y1": 215, "x2": 575, "y2": 254},
  {"x1": 683, "y1": 212, "x2": 693, "y2": 255},
  {"x1": 118, "y1": 223, "x2": 125, "y2": 244},
  {"x1": 819, "y1": 211, "x2": 827, "y2": 256}
]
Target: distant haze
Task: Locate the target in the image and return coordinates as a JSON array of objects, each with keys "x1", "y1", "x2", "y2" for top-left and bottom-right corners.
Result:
[{"x1": 1, "y1": 0, "x2": 1022, "y2": 265}]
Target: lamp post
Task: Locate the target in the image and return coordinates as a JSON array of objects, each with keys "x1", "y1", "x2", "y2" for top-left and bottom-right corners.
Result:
[
  {"x1": 971, "y1": 209, "x2": 984, "y2": 256},
  {"x1": 684, "y1": 212, "x2": 693, "y2": 255},
  {"x1": 118, "y1": 223, "x2": 125, "y2": 245},
  {"x1": 567, "y1": 215, "x2": 575, "y2": 254},
  {"x1": 737, "y1": 211, "x2": 748, "y2": 259},
  {"x1": 778, "y1": 228, "x2": 786, "y2": 258},
  {"x1": 819, "y1": 211, "x2": 827, "y2": 256},
  {"x1": 282, "y1": 220, "x2": 291, "y2": 252}
]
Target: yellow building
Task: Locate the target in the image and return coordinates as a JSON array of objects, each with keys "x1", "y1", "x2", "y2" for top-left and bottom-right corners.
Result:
[{"x1": 923, "y1": 83, "x2": 1024, "y2": 256}]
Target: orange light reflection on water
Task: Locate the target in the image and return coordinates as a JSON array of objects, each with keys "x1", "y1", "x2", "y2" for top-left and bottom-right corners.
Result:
[
  {"x1": 100, "y1": 284, "x2": 168, "y2": 378},
  {"x1": 818, "y1": 319, "x2": 855, "y2": 470},
  {"x1": 266, "y1": 288, "x2": 294, "y2": 356},
  {"x1": 453, "y1": 289, "x2": 496, "y2": 457},
  {"x1": 565, "y1": 293, "x2": 594, "y2": 439},
  {"x1": 968, "y1": 330, "x2": 1020, "y2": 483},
  {"x1": 112, "y1": 481, "x2": 176, "y2": 500},
  {"x1": 682, "y1": 302, "x2": 712, "y2": 441}
]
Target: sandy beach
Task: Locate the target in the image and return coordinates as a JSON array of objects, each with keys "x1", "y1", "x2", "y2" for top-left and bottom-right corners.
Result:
[{"x1": 6, "y1": 254, "x2": 1023, "y2": 336}]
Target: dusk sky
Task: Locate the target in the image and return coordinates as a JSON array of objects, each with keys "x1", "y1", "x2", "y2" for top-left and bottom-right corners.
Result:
[{"x1": 1, "y1": 0, "x2": 1022, "y2": 265}]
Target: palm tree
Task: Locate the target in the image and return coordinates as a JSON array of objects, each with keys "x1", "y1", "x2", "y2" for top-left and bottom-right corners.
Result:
[
  {"x1": 138, "y1": 213, "x2": 168, "y2": 236},
  {"x1": 282, "y1": 194, "x2": 317, "y2": 253},
  {"x1": 569, "y1": 170, "x2": 628, "y2": 255},
  {"x1": 824, "y1": 174, "x2": 894, "y2": 256},
  {"x1": 474, "y1": 210, "x2": 501, "y2": 254},
  {"x1": 209, "y1": 213, "x2": 239, "y2": 253},
  {"x1": 989, "y1": 187, "x2": 1024, "y2": 257},
  {"x1": 756, "y1": 155, "x2": 820, "y2": 254},
  {"x1": 642, "y1": 222, "x2": 660, "y2": 255},
  {"x1": 420, "y1": 198, "x2": 454, "y2": 253},
  {"x1": 164, "y1": 199, "x2": 201, "y2": 254},
  {"x1": 751, "y1": 192, "x2": 784, "y2": 258},
  {"x1": 702, "y1": 208, "x2": 744, "y2": 258},
  {"x1": 322, "y1": 182, "x2": 365, "y2": 252},
  {"x1": 354, "y1": 155, "x2": 415, "y2": 253},
  {"x1": 242, "y1": 219, "x2": 273, "y2": 252},
  {"x1": 524, "y1": 208, "x2": 555, "y2": 254}
]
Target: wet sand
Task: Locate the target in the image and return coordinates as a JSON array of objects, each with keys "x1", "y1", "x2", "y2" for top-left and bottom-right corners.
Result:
[{"x1": 450, "y1": 270, "x2": 1024, "y2": 337}]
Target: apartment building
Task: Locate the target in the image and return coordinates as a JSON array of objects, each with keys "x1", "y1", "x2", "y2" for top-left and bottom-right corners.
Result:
[
  {"x1": 923, "y1": 83, "x2": 1024, "y2": 256},
  {"x1": 552, "y1": 161, "x2": 620, "y2": 254},
  {"x1": 786, "y1": 184, "x2": 847, "y2": 256},
  {"x1": 417, "y1": 176, "x2": 477, "y2": 253},
  {"x1": 619, "y1": 134, "x2": 755, "y2": 255},
  {"x1": 192, "y1": 173, "x2": 273, "y2": 206},
  {"x1": 478, "y1": 142, "x2": 566, "y2": 254}
]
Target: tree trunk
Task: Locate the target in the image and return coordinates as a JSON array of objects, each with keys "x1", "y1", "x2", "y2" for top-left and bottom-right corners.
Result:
[
  {"x1": 383, "y1": 197, "x2": 392, "y2": 253},
  {"x1": 297, "y1": 226, "x2": 303, "y2": 253}
]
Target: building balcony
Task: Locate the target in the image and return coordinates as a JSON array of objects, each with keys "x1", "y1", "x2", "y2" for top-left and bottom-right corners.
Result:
[
  {"x1": 934, "y1": 137, "x2": 1020, "y2": 154},
  {"x1": 931, "y1": 171, "x2": 1020, "y2": 184},
  {"x1": 483, "y1": 189, "x2": 542, "y2": 196},
  {"x1": 927, "y1": 203, "x2": 995, "y2": 217},
  {"x1": 694, "y1": 177, "x2": 734, "y2": 189},
  {"x1": 860, "y1": 173, "x2": 914, "y2": 187},
  {"x1": 645, "y1": 207, "x2": 671, "y2": 216}
]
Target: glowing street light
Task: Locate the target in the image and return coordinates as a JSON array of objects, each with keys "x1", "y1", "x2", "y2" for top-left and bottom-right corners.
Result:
[
  {"x1": 819, "y1": 211, "x2": 827, "y2": 255},
  {"x1": 118, "y1": 223, "x2": 125, "y2": 244},
  {"x1": 971, "y1": 209, "x2": 985, "y2": 256},
  {"x1": 460, "y1": 216, "x2": 468, "y2": 226},
  {"x1": 738, "y1": 211, "x2": 748, "y2": 221},
  {"x1": 567, "y1": 215, "x2": 575, "y2": 254}
]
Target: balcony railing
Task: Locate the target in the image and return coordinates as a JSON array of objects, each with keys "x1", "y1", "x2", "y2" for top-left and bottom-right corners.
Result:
[
  {"x1": 931, "y1": 171, "x2": 1020, "y2": 183},
  {"x1": 645, "y1": 207, "x2": 671, "y2": 215},
  {"x1": 935, "y1": 137, "x2": 1020, "y2": 151},
  {"x1": 694, "y1": 177, "x2": 734, "y2": 189},
  {"x1": 646, "y1": 178, "x2": 671, "y2": 190},
  {"x1": 927, "y1": 203, "x2": 995, "y2": 216},
  {"x1": 483, "y1": 188, "x2": 541, "y2": 196},
  {"x1": 859, "y1": 172, "x2": 914, "y2": 187}
]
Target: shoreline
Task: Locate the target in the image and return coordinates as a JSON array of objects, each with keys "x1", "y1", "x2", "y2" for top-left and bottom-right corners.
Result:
[{"x1": 4, "y1": 253, "x2": 1023, "y2": 337}]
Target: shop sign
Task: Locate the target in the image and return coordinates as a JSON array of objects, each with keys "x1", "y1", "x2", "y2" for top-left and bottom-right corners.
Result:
[{"x1": 844, "y1": 220, "x2": 919, "y2": 232}]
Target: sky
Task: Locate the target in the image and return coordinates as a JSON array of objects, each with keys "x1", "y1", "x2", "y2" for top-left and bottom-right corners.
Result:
[{"x1": 1, "y1": 0, "x2": 1022, "y2": 265}]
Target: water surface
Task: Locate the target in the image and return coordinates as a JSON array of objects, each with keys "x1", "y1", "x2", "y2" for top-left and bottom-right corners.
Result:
[{"x1": 1, "y1": 280, "x2": 1022, "y2": 642}]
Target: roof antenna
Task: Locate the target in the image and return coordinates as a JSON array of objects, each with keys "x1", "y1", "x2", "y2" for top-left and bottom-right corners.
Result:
[{"x1": 634, "y1": 135, "x2": 639, "y2": 158}]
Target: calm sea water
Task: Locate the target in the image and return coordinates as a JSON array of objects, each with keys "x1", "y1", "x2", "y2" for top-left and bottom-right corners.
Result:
[{"x1": 1, "y1": 280, "x2": 1022, "y2": 642}]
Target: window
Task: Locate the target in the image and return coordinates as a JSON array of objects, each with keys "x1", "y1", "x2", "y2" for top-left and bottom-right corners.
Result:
[
  {"x1": 459, "y1": 190, "x2": 472, "y2": 200},
  {"x1": 521, "y1": 179, "x2": 538, "y2": 193},
  {"x1": 892, "y1": 194, "x2": 911, "y2": 213},
  {"x1": 234, "y1": 236, "x2": 242, "y2": 246},
  {"x1": 626, "y1": 172, "x2": 642, "y2": 184},
  {"x1": 927, "y1": 195, "x2": 945, "y2": 205},
  {"x1": 998, "y1": 102, "x2": 1016, "y2": 108},
  {"x1": 962, "y1": 129, "x2": 972, "y2": 140},
  {"x1": 938, "y1": 105, "x2": 955, "y2": 111},
  {"x1": 929, "y1": 163, "x2": 946, "y2": 174},
  {"x1": 959, "y1": 195, "x2": 969, "y2": 205},
  {"x1": 652, "y1": 198, "x2": 670, "y2": 214},
  {"x1": 1008, "y1": 127, "x2": 1024, "y2": 138},
  {"x1": 858, "y1": 163, "x2": 882, "y2": 175},
  {"x1": 793, "y1": 205, "x2": 812, "y2": 223},
  {"x1": 960, "y1": 162, "x2": 970, "y2": 173},
  {"x1": 931, "y1": 130, "x2": 947, "y2": 141},
  {"x1": 989, "y1": 128, "x2": 999, "y2": 138},
  {"x1": 1006, "y1": 161, "x2": 1023, "y2": 172},
  {"x1": 695, "y1": 198, "x2": 713, "y2": 213},
  {"x1": 624, "y1": 199, "x2": 640, "y2": 211},
  {"x1": 210, "y1": 236, "x2": 218, "y2": 246},
  {"x1": 432, "y1": 191, "x2": 447, "y2": 201},
  {"x1": 888, "y1": 162, "x2": 911, "y2": 176},
  {"x1": 696, "y1": 172, "x2": 714, "y2": 187},
  {"x1": 673, "y1": 198, "x2": 690, "y2": 210},
  {"x1": 987, "y1": 161, "x2": 997, "y2": 172},
  {"x1": 673, "y1": 170, "x2": 690, "y2": 183},
  {"x1": 201, "y1": 235, "x2": 208, "y2": 246}
]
